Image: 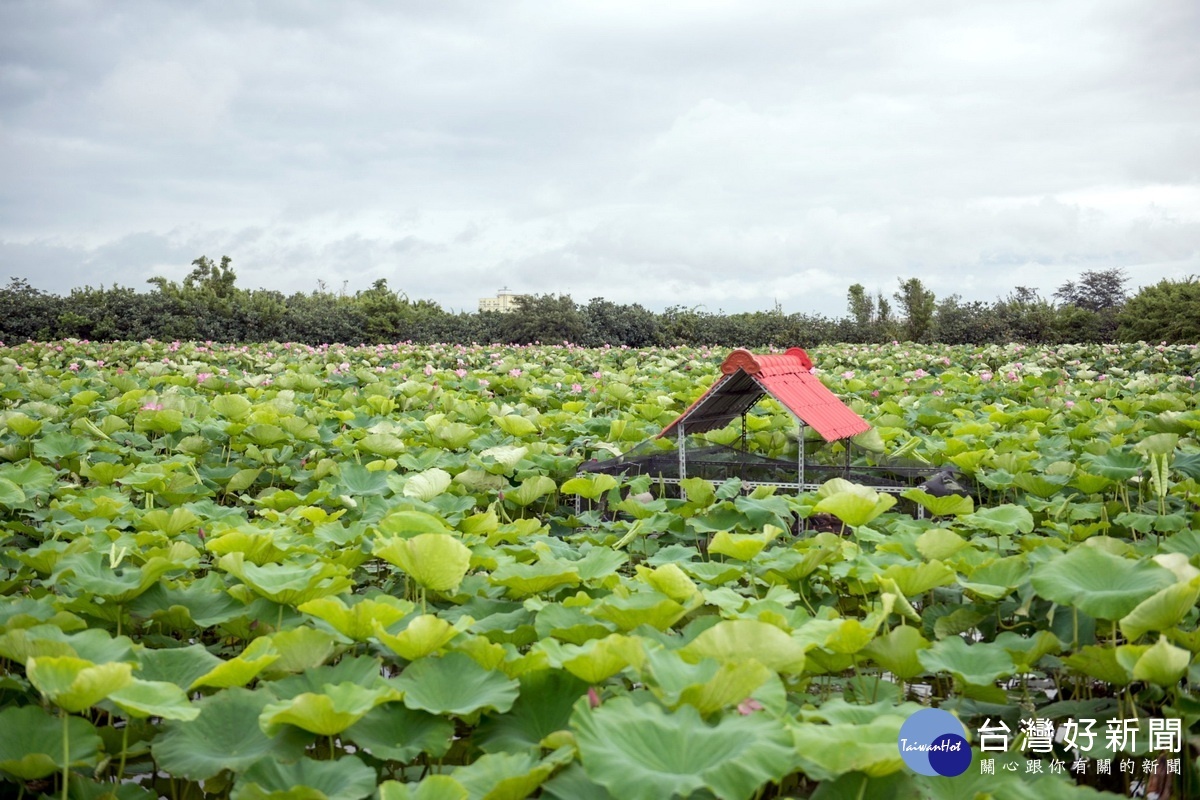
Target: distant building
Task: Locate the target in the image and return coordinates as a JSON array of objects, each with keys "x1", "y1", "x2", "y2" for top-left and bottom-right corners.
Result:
[{"x1": 479, "y1": 288, "x2": 519, "y2": 313}]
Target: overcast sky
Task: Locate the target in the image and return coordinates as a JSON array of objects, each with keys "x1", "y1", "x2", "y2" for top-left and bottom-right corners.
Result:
[{"x1": 2, "y1": 1, "x2": 1197, "y2": 315}]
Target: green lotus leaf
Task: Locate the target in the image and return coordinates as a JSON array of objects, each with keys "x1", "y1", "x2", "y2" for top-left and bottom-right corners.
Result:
[
  {"x1": 339, "y1": 463, "x2": 391, "y2": 496},
  {"x1": 790, "y1": 719, "x2": 907, "y2": 781},
  {"x1": 506, "y1": 476, "x2": 557, "y2": 507},
  {"x1": 27, "y1": 656, "x2": 134, "y2": 712},
  {"x1": 0, "y1": 704, "x2": 101, "y2": 779},
  {"x1": 3, "y1": 412, "x2": 42, "y2": 437},
  {"x1": 403, "y1": 468, "x2": 452, "y2": 501},
  {"x1": 212, "y1": 393, "x2": 253, "y2": 420},
  {"x1": 902, "y1": 488, "x2": 974, "y2": 517},
  {"x1": 543, "y1": 633, "x2": 645, "y2": 683},
  {"x1": 992, "y1": 630, "x2": 1063, "y2": 671},
  {"x1": 1082, "y1": 450, "x2": 1143, "y2": 481},
  {"x1": 260, "y1": 681, "x2": 402, "y2": 736},
  {"x1": 190, "y1": 637, "x2": 280, "y2": 689},
  {"x1": 559, "y1": 474, "x2": 618, "y2": 501},
  {"x1": 1131, "y1": 636, "x2": 1191, "y2": 686},
  {"x1": 491, "y1": 558, "x2": 581, "y2": 598},
  {"x1": 495, "y1": 414, "x2": 538, "y2": 437},
  {"x1": 52, "y1": 551, "x2": 182, "y2": 602},
  {"x1": 300, "y1": 595, "x2": 416, "y2": 641},
  {"x1": 227, "y1": 467, "x2": 263, "y2": 493},
  {"x1": 378, "y1": 777, "x2": 468, "y2": 800},
  {"x1": 861, "y1": 625, "x2": 930, "y2": 680},
  {"x1": 679, "y1": 476, "x2": 717, "y2": 507},
  {"x1": 814, "y1": 486, "x2": 895, "y2": 528},
  {"x1": 396, "y1": 651, "x2": 520, "y2": 716},
  {"x1": 377, "y1": 509, "x2": 455, "y2": 538},
  {"x1": 479, "y1": 445, "x2": 529, "y2": 473},
  {"x1": 34, "y1": 431, "x2": 94, "y2": 460},
  {"x1": 153, "y1": 687, "x2": 311, "y2": 780},
  {"x1": 588, "y1": 589, "x2": 688, "y2": 632},
  {"x1": 959, "y1": 556, "x2": 1030, "y2": 600},
  {"x1": 360, "y1": 432, "x2": 407, "y2": 458},
  {"x1": 1031, "y1": 547, "x2": 1176, "y2": 620},
  {"x1": 708, "y1": 527, "x2": 779, "y2": 561},
  {"x1": 1062, "y1": 645, "x2": 1132, "y2": 686},
  {"x1": 135, "y1": 644, "x2": 223, "y2": 689},
  {"x1": 878, "y1": 561, "x2": 956, "y2": 597},
  {"x1": 681, "y1": 620, "x2": 810, "y2": 674},
  {"x1": 232, "y1": 754, "x2": 377, "y2": 800},
  {"x1": 433, "y1": 422, "x2": 477, "y2": 451},
  {"x1": 917, "y1": 636, "x2": 1016, "y2": 687},
  {"x1": 642, "y1": 648, "x2": 773, "y2": 716},
  {"x1": 572, "y1": 695, "x2": 794, "y2": 800},
  {"x1": 454, "y1": 747, "x2": 575, "y2": 800},
  {"x1": 263, "y1": 626, "x2": 338, "y2": 676},
  {"x1": 345, "y1": 704, "x2": 454, "y2": 762},
  {"x1": 109, "y1": 677, "x2": 200, "y2": 720},
  {"x1": 476, "y1": 670, "x2": 590, "y2": 753},
  {"x1": 374, "y1": 533, "x2": 472, "y2": 593},
  {"x1": 1120, "y1": 580, "x2": 1200, "y2": 640},
  {"x1": 374, "y1": 614, "x2": 471, "y2": 661},
  {"x1": 243, "y1": 423, "x2": 288, "y2": 447},
  {"x1": 635, "y1": 563, "x2": 699, "y2": 602},
  {"x1": 961, "y1": 504, "x2": 1034, "y2": 536},
  {"x1": 0, "y1": 476, "x2": 25, "y2": 506},
  {"x1": 220, "y1": 552, "x2": 353, "y2": 605}
]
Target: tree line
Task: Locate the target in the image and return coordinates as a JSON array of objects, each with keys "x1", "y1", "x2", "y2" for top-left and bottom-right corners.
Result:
[{"x1": 1, "y1": 258, "x2": 1197, "y2": 346}]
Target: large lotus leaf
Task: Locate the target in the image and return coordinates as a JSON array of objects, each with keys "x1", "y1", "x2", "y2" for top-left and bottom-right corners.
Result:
[
  {"x1": 1031, "y1": 547, "x2": 1176, "y2": 620},
  {"x1": 212, "y1": 394, "x2": 253, "y2": 421},
  {"x1": 232, "y1": 755, "x2": 377, "y2": 800},
  {"x1": 588, "y1": 590, "x2": 688, "y2": 632},
  {"x1": 476, "y1": 670, "x2": 590, "y2": 753},
  {"x1": 960, "y1": 505, "x2": 1034, "y2": 536},
  {"x1": 543, "y1": 634, "x2": 645, "y2": 683},
  {"x1": 220, "y1": 552, "x2": 353, "y2": 605},
  {"x1": 0, "y1": 476, "x2": 24, "y2": 506},
  {"x1": 681, "y1": 620, "x2": 810, "y2": 674},
  {"x1": 243, "y1": 423, "x2": 288, "y2": 447},
  {"x1": 958, "y1": 556, "x2": 1030, "y2": 600},
  {"x1": 360, "y1": 433, "x2": 408, "y2": 458},
  {"x1": 190, "y1": 637, "x2": 280, "y2": 689},
  {"x1": 917, "y1": 636, "x2": 1015, "y2": 687},
  {"x1": 491, "y1": 558, "x2": 581, "y2": 598},
  {"x1": 1121, "y1": 581, "x2": 1200, "y2": 640},
  {"x1": 790, "y1": 719, "x2": 906, "y2": 782},
  {"x1": 861, "y1": 626, "x2": 930, "y2": 680},
  {"x1": 814, "y1": 487, "x2": 895, "y2": 528},
  {"x1": 479, "y1": 445, "x2": 529, "y2": 474},
  {"x1": 378, "y1": 777, "x2": 468, "y2": 800},
  {"x1": 901, "y1": 488, "x2": 974, "y2": 518},
  {"x1": 572, "y1": 695, "x2": 794, "y2": 800},
  {"x1": 1131, "y1": 636, "x2": 1191, "y2": 686},
  {"x1": 506, "y1": 476, "x2": 557, "y2": 507},
  {"x1": 263, "y1": 626, "x2": 338, "y2": 676},
  {"x1": 375, "y1": 534, "x2": 472, "y2": 593},
  {"x1": 34, "y1": 431, "x2": 94, "y2": 460},
  {"x1": 153, "y1": 687, "x2": 311, "y2": 780},
  {"x1": 339, "y1": 463, "x2": 391, "y2": 497},
  {"x1": 635, "y1": 563, "x2": 700, "y2": 602},
  {"x1": 991, "y1": 631, "x2": 1063, "y2": 671},
  {"x1": 1082, "y1": 450, "x2": 1143, "y2": 481},
  {"x1": 708, "y1": 528, "x2": 779, "y2": 561},
  {"x1": 454, "y1": 747, "x2": 575, "y2": 800},
  {"x1": 1135, "y1": 432, "x2": 1179, "y2": 457},
  {"x1": 27, "y1": 656, "x2": 134, "y2": 713},
  {"x1": 878, "y1": 561, "x2": 956, "y2": 597},
  {"x1": 260, "y1": 681, "x2": 402, "y2": 736},
  {"x1": 642, "y1": 649, "x2": 773, "y2": 716},
  {"x1": 109, "y1": 677, "x2": 200, "y2": 720},
  {"x1": 495, "y1": 415, "x2": 538, "y2": 437},
  {"x1": 300, "y1": 595, "x2": 415, "y2": 641},
  {"x1": 559, "y1": 474, "x2": 618, "y2": 501},
  {"x1": 403, "y1": 468, "x2": 453, "y2": 501},
  {"x1": 345, "y1": 704, "x2": 454, "y2": 762},
  {"x1": 395, "y1": 652, "x2": 519, "y2": 716},
  {"x1": 266, "y1": 656, "x2": 387, "y2": 700},
  {"x1": 0, "y1": 704, "x2": 101, "y2": 779},
  {"x1": 53, "y1": 551, "x2": 181, "y2": 602},
  {"x1": 433, "y1": 422, "x2": 477, "y2": 451},
  {"x1": 374, "y1": 614, "x2": 472, "y2": 661}
]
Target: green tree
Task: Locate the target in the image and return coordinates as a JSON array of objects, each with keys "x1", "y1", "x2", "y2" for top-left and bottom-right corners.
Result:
[
  {"x1": 499, "y1": 294, "x2": 589, "y2": 344},
  {"x1": 1118, "y1": 277, "x2": 1200, "y2": 343},
  {"x1": 894, "y1": 277, "x2": 936, "y2": 342},
  {"x1": 845, "y1": 284, "x2": 875, "y2": 341}
]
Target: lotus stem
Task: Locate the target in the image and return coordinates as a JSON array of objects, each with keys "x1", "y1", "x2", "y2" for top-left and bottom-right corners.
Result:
[{"x1": 61, "y1": 709, "x2": 69, "y2": 800}]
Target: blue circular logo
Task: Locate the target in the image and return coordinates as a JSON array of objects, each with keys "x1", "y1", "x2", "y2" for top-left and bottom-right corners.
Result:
[{"x1": 898, "y1": 708, "x2": 971, "y2": 776}]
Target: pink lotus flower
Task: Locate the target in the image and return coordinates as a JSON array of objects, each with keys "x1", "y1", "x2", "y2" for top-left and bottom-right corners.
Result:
[
  {"x1": 913, "y1": 368, "x2": 928, "y2": 378},
  {"x1": 424, "y1": 365, "x2": 434, "y2": 376},
  {"x1": 68, "y1": 363, "x2": 79, "y2": 371},
  {"x1": 479, "y1": 379, "x2": 490, "y2": 387},
  {"x1": 455, "y1": 368, "x2": 467, "y2": 378},
  {"x1": 141, "y1": 402, "x2": 163, "y2": 411},
  {"x1": 841, "y1": 370, "x2": 855, "y2": 379},
  {"x1": 737, "y1": 699, "x2": 764, "y2": 715},
  {"x1": 1065, "y1": 400, "x2": 1075, "y2": 408},
  {"x1": 980, "y1": 371, "x2": 993, "y2": 382},
  {"x1": 592, "y1": 371, "x2": 602, "y2": 379},
  {"x1": 509, "y1": 368, "x2": 522, "y2": 377},
  {"x1": 197, "y1": 372, "x2": 212, "y2": 383},
  {"x1": 571, "y1": 383, "x2": 582, "y2": 393}
]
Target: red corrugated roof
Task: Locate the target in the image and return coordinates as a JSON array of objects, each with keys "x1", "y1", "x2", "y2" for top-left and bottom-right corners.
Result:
[{"x1": 659, "y1": 347, "x2": 870, "y2": 442}]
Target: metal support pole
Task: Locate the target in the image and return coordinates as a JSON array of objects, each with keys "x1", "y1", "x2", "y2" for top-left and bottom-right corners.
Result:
[
  {"x1": 844, "y1": 439, "x2": 851, "y2": 478},
  {"x1": 798, "y1": 422, "x2": 806, "y2": 494},
  {"x1": 678, "y1": 423, "x2": 687, "y2": 481},
  {"x1": 740, "y1": 411, "x2": 748, "y2": 481}
]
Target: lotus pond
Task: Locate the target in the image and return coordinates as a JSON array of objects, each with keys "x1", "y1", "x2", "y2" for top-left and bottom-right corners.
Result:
[{"x1": 1, "y1": 339, "x2": 1199, "y2": 799}]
